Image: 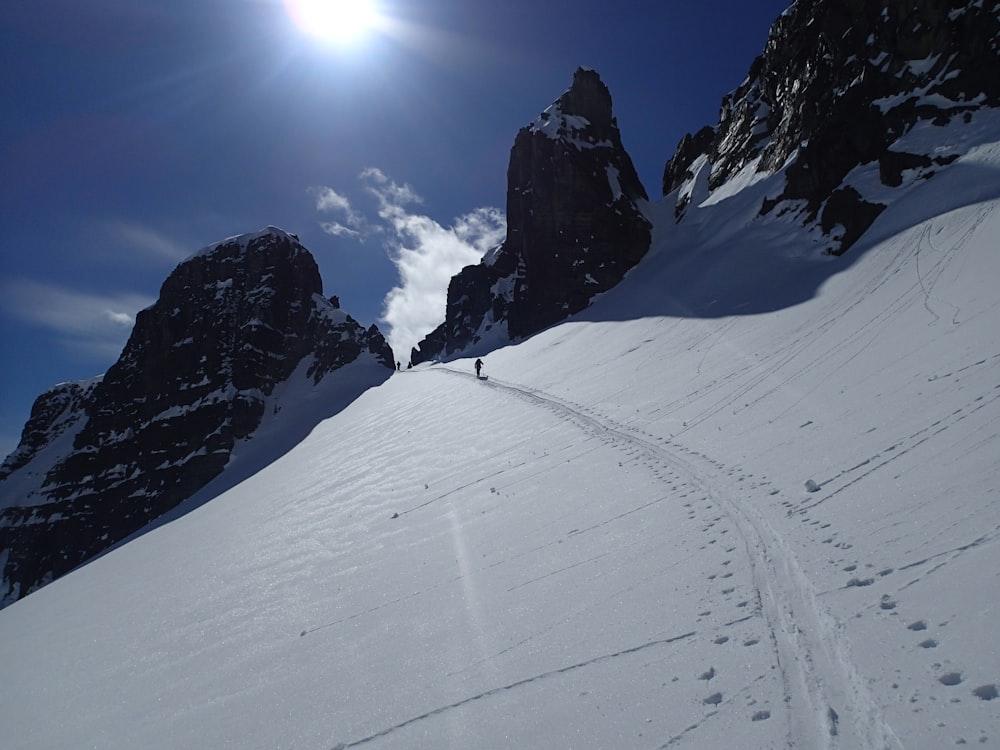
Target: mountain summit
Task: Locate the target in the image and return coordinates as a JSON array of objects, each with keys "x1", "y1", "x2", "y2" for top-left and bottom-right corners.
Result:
[
  {"x1": 0, "y1": 227, "x2": 394, "y2": 607},
  {"x1": 411, "y1": 68, "x2": 651, "y2": 364}
]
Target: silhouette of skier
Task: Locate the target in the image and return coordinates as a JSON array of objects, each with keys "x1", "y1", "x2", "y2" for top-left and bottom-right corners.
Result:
[{"x1": 475, "y1": 358, "x2": 484, "y2": 378}]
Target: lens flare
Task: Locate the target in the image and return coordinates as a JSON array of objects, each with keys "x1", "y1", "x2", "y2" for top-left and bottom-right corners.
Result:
[{"x1": 284, "y1": 0, "x2": 379, "y2": 45}]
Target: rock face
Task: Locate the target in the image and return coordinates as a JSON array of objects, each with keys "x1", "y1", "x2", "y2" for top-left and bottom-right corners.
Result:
[
  {"x1": 663, "y1": 0, "x2": 1000, "y2": 254},
  {"x1": 411, "y1": 68, "x2": 651, "y2": 364},
  {"x1": 0, "y1": 227, "x2": 394, "y2": 608}
]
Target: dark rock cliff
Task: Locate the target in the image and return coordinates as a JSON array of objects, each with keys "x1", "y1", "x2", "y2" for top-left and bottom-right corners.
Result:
[
  {"x1": 411, "y1": 68, "x2": 651, "y2": 364},
  {"x1": 0, "y1": 227, "x2": 394, "y2": 607},
  {"x1": 663, "y1": 0, "x2": 1000, "y2": 254}
]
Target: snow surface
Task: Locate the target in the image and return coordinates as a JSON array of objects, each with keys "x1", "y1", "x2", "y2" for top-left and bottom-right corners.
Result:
[{"x1": 2, "y1": 115, "x2": 999, "y2": 749}]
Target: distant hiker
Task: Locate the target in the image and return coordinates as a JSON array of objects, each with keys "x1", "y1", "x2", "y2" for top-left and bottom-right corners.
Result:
[
  {"x1": 475, "y1": 358, "x2": 483, "y2": 377},
  {"x1": 396, "y1": 361, "x2": 401, "y2": 371}
]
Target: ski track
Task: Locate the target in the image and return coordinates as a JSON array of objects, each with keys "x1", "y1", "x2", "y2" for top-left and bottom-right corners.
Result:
[
  {"x1": 331, "y1": 629, "x2": 698, "y2": 750},
  {"x1": 795, "y1": 375, "x2": 1000, "y2": 514},
  {"x1": 426, "y1": 366, "x2": 904, "y2": 750}
]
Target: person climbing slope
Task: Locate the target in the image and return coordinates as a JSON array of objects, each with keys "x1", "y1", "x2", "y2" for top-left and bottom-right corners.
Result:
[{"x1": 475, "y1": 358, "x2": 483, "y2": 378}]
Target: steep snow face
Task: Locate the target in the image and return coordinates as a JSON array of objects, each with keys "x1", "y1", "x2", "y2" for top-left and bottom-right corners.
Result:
[{"x1": 1, "y1": 109, "x2": 998, "y2": 748}]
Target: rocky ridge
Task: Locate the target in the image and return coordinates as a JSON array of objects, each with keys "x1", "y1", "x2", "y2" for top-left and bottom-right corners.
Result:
[
  {"x1": 663, "y1": 0, "x2": 1000, "y2": 254},
  {"x1": 411, "y1": 68, "x2": 651, "y2": 364},
  {"x1": 0, "y1": 227, "x2": 394, "y2": 607}
]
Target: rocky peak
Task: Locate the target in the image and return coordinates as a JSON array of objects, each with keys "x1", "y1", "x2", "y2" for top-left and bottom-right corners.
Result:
[
  {"x1": 663, "y1": 0, "x2": 1000, "y2": 254},
  {"x1": 0, "y1": 227, "x2": 394, "y2": 608},
  {"x1": 411, "y1": 68, "x2": 651, "y2": 364},
  {"x1": 533, "y1": 67, "x2": 614, "y2": 135}
]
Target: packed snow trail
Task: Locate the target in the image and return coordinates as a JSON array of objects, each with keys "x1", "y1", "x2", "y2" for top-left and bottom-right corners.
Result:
[
  {"x1": 437, "y1": 366, "x2": 902, "y2": 749},
  {"x1": 293, "y1": 367, "x2": 798, "y2": 749}
]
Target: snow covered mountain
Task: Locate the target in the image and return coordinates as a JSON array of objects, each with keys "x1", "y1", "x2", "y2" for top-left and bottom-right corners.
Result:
[
  {"x1": 414, "y1": 0, "x2": 1000, "y2": 369},
  {"x1": 1, "y1": 104, "x2": 997, "y2": 747},
  {"x1": 0, "y1": 227, "x2": 394, "y2": 608},
  {"x1": 2, "y1": 0, "x2": 999, "y2": 746}
]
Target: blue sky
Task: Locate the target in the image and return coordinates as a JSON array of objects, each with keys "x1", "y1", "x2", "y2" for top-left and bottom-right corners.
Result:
[{"x1": 0, "y1": 0, "x2": 789, "y2": 456}]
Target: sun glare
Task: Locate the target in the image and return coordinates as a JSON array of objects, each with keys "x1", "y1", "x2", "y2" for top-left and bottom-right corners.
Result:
[{"x1": 284, "y1": 0, "x2": 379, "y2": 45}]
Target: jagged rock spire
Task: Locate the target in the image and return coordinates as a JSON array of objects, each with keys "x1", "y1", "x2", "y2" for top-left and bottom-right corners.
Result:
[{"x1": 411, "y1": 68, "x2": 651, "y2": 364}]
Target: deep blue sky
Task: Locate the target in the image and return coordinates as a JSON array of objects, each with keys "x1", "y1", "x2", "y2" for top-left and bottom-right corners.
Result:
[{"x1": 1, "y1": 0, "x2": 789, "y2": 456}]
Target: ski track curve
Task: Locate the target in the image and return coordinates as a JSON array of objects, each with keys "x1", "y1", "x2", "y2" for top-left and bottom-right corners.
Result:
[
  {"x1": 331, "y1": 630, "x2": 697, "y2": 749},
  {"x1": 434, "y1": 366, "x2": 903, "y2": 750}
]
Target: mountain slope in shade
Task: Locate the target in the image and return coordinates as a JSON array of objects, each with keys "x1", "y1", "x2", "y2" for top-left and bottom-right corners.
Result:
[
  {"x1": 0, "y1": 107, "x2": 997, "y2": 749},
  {"x1": 0, "y1": 227, "x2": 394, "y2": 608},
  {"x1": 663, "y1": 0, "x2": 1000, "y2": 255}
]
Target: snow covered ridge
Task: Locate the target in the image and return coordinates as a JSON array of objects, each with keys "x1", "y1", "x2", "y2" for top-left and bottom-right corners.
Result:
[
  {"x1": 190, "y1": 224, "x2": 306, "y2": 260},
  {"x1": 0, "y1": 229, "x2": 395, "y2": 609}
]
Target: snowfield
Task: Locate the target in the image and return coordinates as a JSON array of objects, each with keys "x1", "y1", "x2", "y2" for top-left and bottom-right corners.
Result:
[{"x1": 2, "y1": 112, "x2": 999, "y2": 749}]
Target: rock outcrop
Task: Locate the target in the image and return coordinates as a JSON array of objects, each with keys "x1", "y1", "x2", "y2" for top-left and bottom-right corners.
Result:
[
  {"x1": 663, "y1": 0, "x2": 1000, "y2": 254},
  {"x1": 0, "y1": 227, "x2": 394, "y2": 607},
  {"x1": 411, "y1": 68, "x2": 651, "y2": 364}
]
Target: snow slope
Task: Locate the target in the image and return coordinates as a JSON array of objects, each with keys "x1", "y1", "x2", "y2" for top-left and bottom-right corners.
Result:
[{"x1": 2, "y1": 114, "x2": 999, "y2": 748}]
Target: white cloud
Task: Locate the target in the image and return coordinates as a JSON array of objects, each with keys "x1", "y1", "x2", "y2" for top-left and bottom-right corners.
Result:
[
  {"x1": 361, "y1": 167, "x2": 423, "y2": 209},
  {"x1": 103, "y1": 310, "x2": 135, "y2": 327},
  {"x1": 312, "y1": 186, "x2": 353, "y2": 214},
  {"x1": 319, "y1": 221, "x2": 361, "y2": 239},
  {"x1": 0, "y1": 279, "x2": 154, "y2": 363},
  {"x1": 105, "y1": 221, "x2": 189, "y2": 262},
  {"x1": 360, "y1": 171, "x2": 506, "y2": 361},
  {"x1": 311, "y1": 186, "x2": 366, "y2": 238},
  {"x1": 310, "y1": 169, "x2": 506, "y2": 362}
]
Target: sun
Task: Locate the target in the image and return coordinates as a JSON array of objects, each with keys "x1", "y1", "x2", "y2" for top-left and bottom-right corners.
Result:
[{"x1": 284, "y1": 0, "x2": 380, "y2": 45}]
